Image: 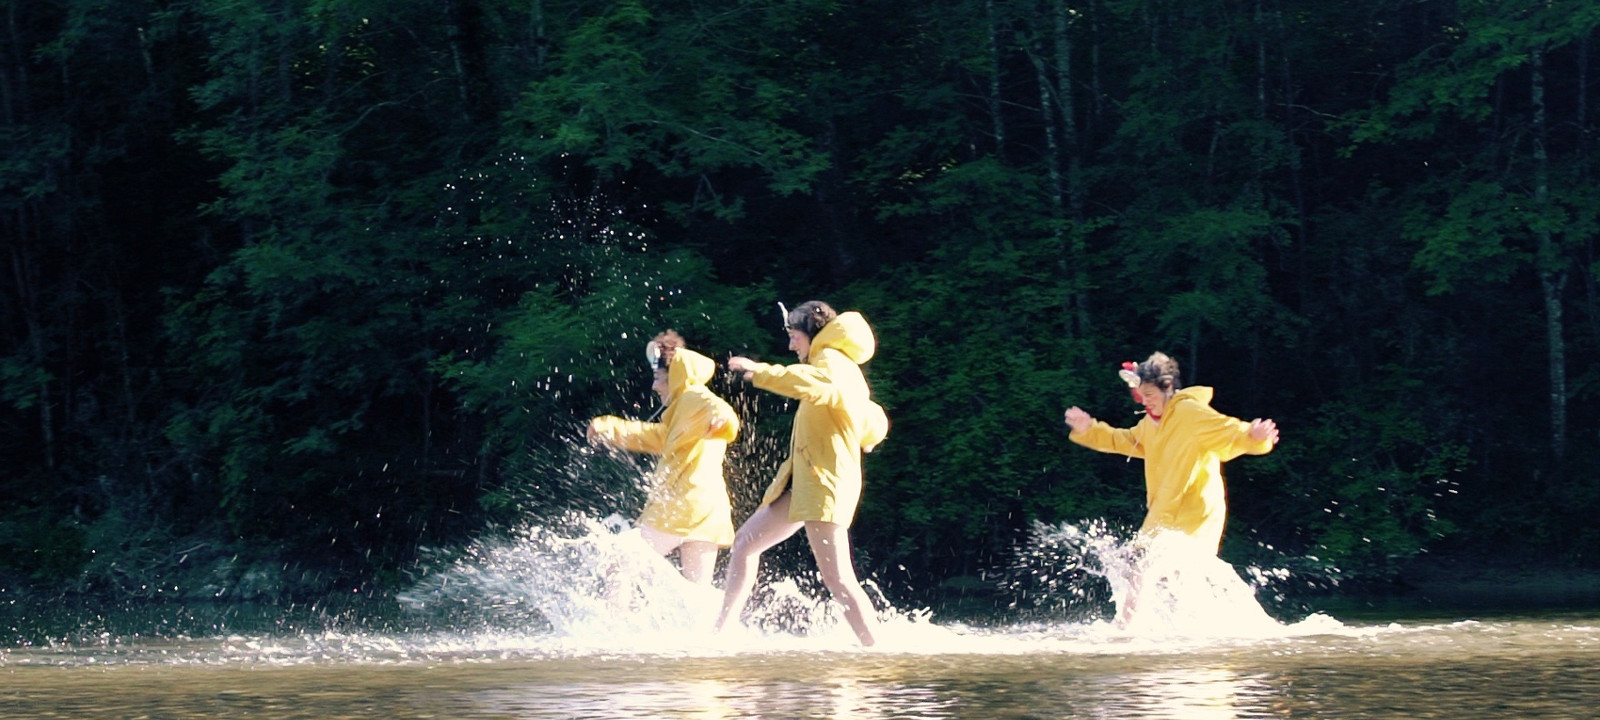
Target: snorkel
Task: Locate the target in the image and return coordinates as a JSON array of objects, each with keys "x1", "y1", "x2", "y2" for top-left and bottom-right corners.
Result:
[
  {"x1": 646, "y1": 339, "x2": 664, "y2": 371},
  {"x1": 777, "y1": 301, "x2": 817, "y2": 363},
  {"x1": 643, "y1": 339, "x2": 668, "y2": 421}
]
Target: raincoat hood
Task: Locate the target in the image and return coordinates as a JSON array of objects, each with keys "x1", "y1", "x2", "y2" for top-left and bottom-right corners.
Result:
[
  {"x1": 666, "y1": 347, "x2": 716, "y2": 403},
  {"x1": 1165, "y1": 386, "x2": 1213, "y2": 414},
  {"x1": 810, "y1": 311, "x2": 876, "y2": 365}
]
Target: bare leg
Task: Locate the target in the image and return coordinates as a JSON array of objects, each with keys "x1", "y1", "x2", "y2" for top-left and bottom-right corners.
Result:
[
  {"x1": 1114, "y1": 563, "x2": 1143, "y2": 629},
  {"x1": 639, "y1": 524, "x2": 684, "y2": 556},
  {"x1": 1115, "y1": 541, "x2": 1157, "y2": 630},
  {"x1": 804, "y1": 521, "x2": 878, "y2": 647},
  {"x1": 637, "y1": 525, "x2": 720, "y2": 585},
  {"x1": 714, "y1": 494, "x2": 802, "y2": 632},
  {"x1": 677, "y1": 540, "x2": 718, "y2": 585}
]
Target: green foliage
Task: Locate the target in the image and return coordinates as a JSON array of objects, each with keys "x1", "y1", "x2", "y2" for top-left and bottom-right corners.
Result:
[
  {"x1": 0, "y1": 355, "x2": 51, "y2": 411},
  {"x1": 0, "y1": 508, "x2": 88, "y2": 586},
  {"x1": 504, "y1": 0, "x2": 836, "y2": 220},
  {"x1": 1348, "y1": 0, "x2": 1600, "y2": 144},
  {"x1": 9, "y1": 0, "x2": 1600, "y2": 604},
  {"x1": 1122, "y1": 197, "x2": 1287, "y2": 350},
  {"x1": 1245, "y1": 388, "x2": 1464, "y2": 578},
  {"x1": 433, "y1": 229, "x2": 772, "y2": 517},
  {"x1": 1407, "y1": 180, "x2": 1534, "y2": 294},
  {"x1": 843, "y1": 158, "x2": 1111, "y2": 575}
]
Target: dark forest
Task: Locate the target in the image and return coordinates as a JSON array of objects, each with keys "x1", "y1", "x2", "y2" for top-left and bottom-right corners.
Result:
[{"x1": 4, "y1": 0, "x2": 1599, "y2": 610}]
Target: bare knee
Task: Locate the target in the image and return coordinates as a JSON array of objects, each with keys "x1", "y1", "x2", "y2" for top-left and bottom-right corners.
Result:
[
  {"x1": 729, "y1": 530, "x2": 767, "y2": 561},
  {"x1": 804, "y1": 524, "x2": 860, "y2": 584}
]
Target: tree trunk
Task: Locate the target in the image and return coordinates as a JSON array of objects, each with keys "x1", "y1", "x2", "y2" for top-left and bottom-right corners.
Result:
[
  {"x1": 986, "y1": 0, "x2": 1006, "y2": 157},
  {"x1": 1532, "y1": 46, "x2": 1567, "y2": 464},
  {"x1": 1255, "y1": 0, "x2": 1267, "y2": 125},
  {"x1": 10, "y1": 225, "x2": 55, "y2": 470},
  {"x1": 1279, "y1": 4, "x2": 1308, "y2": 314},
  {"x1": 530, "y1": 0, "x2": 548, "y2": 70},
  {"x1": 1052, "y1": 0, "x2": 1090, "y2": 341},
  {"x1": 1053, "y1": 0, "x2": 1076, "y2": 210},
  {"x1": 1579, "y1": 35, "x2": 1588, "y2": 133},
  {"x1": 275, "y1": 0, "x2": 294, "y2": 103},
  {"x1": 1090, "y1": 0, "x2": 1103, "y2": 131},
  {"x1": 1027, "y1": 24, "x2": 1075, "y2": 339},
  {"x1": 1034, "y1": 54, "x2": 1063, "y2": 220}
]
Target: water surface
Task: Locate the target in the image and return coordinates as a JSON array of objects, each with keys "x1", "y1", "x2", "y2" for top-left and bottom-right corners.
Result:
[
  {"x1": 5, "y1": 522, "x2": 1597, "y2": 718},
  {"x1": 7, "y1": 603, "x2": 1599, "y2": 718}
]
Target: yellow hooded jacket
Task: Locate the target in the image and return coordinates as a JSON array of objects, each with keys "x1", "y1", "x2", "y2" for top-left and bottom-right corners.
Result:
[
  {"x1": 1068, "y1": 386, "x2": 1273, "y2": 553},
  {"x1": 589, "y1": 347, "x2": 739, "y2": 546},
  {"x1": 746, "y1": 311, "x2": 889, "y2": 526}
]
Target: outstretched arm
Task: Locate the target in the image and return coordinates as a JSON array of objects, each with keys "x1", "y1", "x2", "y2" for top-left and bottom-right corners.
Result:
[
  {"x1": 1065, "y1": 406, "x2": 1146, "y2": 458},
  {"x1": 729, "y1": 354, "x2": 847, "y2": 409},
  {"x1": 587, "y1": 416, "x2": 667, "y2": 455},
  {"x1": 1176, "y1": 403, "x2": 1278, "y2": 458}
]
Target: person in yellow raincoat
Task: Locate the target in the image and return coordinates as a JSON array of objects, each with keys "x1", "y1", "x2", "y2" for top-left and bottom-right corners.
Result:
[
  {"x1": 587, "y1": 330, "x2": 739, "y2": 585},
  {"x1": 1063, "y1": 351, "x2": 1279, "y2": 625},
  {"x1": 716, "y1": 301, "x2": 890, "y2": 646}
]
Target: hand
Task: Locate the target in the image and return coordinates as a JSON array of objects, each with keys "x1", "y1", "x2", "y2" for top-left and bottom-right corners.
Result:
[
  {"x1": 726, "y1": 355, "x2": 757, "y2": 381},
  {"x1": 1064, "y1": 406, "x2": 1093, "y2": 434},
  {"x1": 1248, "y1": 418, "x2": 1279, "y2": 445},
  {"x1": 585, "y1": 420, "x2": 606, "y2": 445}
]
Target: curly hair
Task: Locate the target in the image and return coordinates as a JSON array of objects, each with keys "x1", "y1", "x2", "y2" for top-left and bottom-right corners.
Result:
[
  {"x1": 784, "y1": 300, "x2": 838, "y2": 338},
  {"x1": 1135, "y1": 352, "x2": 1181, "y2": 392}
]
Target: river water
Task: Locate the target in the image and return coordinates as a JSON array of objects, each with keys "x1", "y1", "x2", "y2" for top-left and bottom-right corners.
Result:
[{"x1": 3, "y1": 522, "x2": 1598, "y2": 719}]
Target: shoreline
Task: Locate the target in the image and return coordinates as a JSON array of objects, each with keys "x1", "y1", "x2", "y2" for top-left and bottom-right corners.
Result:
[{"x1": 1324, "y1": 557, "x2": 1600, "y2": 616}]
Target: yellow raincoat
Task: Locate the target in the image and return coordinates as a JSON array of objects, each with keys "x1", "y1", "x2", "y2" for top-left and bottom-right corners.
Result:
[
  {"x1": 746, "y1": 311, "x2": 889, "y2": 526},
  {"x1": 589, "y1": 347, "x2": 739, "y2": 546},
  {"x1": 1068, "y1": 386, "x2": 1273, "y2": 552}
]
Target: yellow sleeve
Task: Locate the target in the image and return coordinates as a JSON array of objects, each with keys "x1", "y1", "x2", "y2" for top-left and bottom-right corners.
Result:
[
  {"x1": 1070, "y1": 420, "x2": 1147, "y2": 458},
  {"x1": 1176, "y1": 403, "x2": 1273, "y2": 459},
  {"x1": 708, "y1": 395, "x2": 740, "y2": 442},
  {"x1": 589, "y1": 415, "x2": 667, "y2": 455},
  {"x1": 749, "y1": 361, "x2": 846, "y2": 409}
]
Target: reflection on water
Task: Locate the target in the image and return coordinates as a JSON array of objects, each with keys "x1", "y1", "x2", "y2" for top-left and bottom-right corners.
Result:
[
  {"x1": 1124, "y1": 667, "x2": 1251, "y2": 719},
  {"x1": 5, "y1": 619, "x2": 1600, "y2": 719},
  {"x1": 4, "y1": 517, "x2": 1600, "y2": 718},
  {"x1": 471, "y1": 674, "x2": 960, "y2": 719}
]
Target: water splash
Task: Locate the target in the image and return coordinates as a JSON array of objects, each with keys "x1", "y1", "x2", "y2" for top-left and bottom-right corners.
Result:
[
  {"x1": 1004, "y1": 518, "x2": 1126, "y2": 621},
  {"x1": 3, "y1": 509, "x2": 1382, "y2": 668},
  {"x1": 396, "y1": 508, "x2": 947, "y2": 655},
  {"x1": 1109, "y1": 531, "x2": 1284, "y2": 637},
  {"x1": 1005, "y1": 520, "x2": 1342, "y2": 639},
  {"x1": 399, "y1": 513, "x2": 721, "y2": 644},
  {"x1": 395, "y1": 511, "x2": 1341, "y2": 657}
]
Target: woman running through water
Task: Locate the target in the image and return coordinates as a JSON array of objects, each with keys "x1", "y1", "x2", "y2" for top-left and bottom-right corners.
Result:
[
  {"x1": 1062, "y1": 352, "x2": 1279, "y2": 627},
  {"x1": 587, "y1": 331, "x2": 739, "y2": 585},
  {"x1": 716, "y1": 301, "x2": 889, "y2": 646}
]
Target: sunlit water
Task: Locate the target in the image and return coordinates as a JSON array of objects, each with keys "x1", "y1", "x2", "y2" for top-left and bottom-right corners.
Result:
[{"x1": 4, "y1": 519, "x2": 1598, "y2": 719}]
